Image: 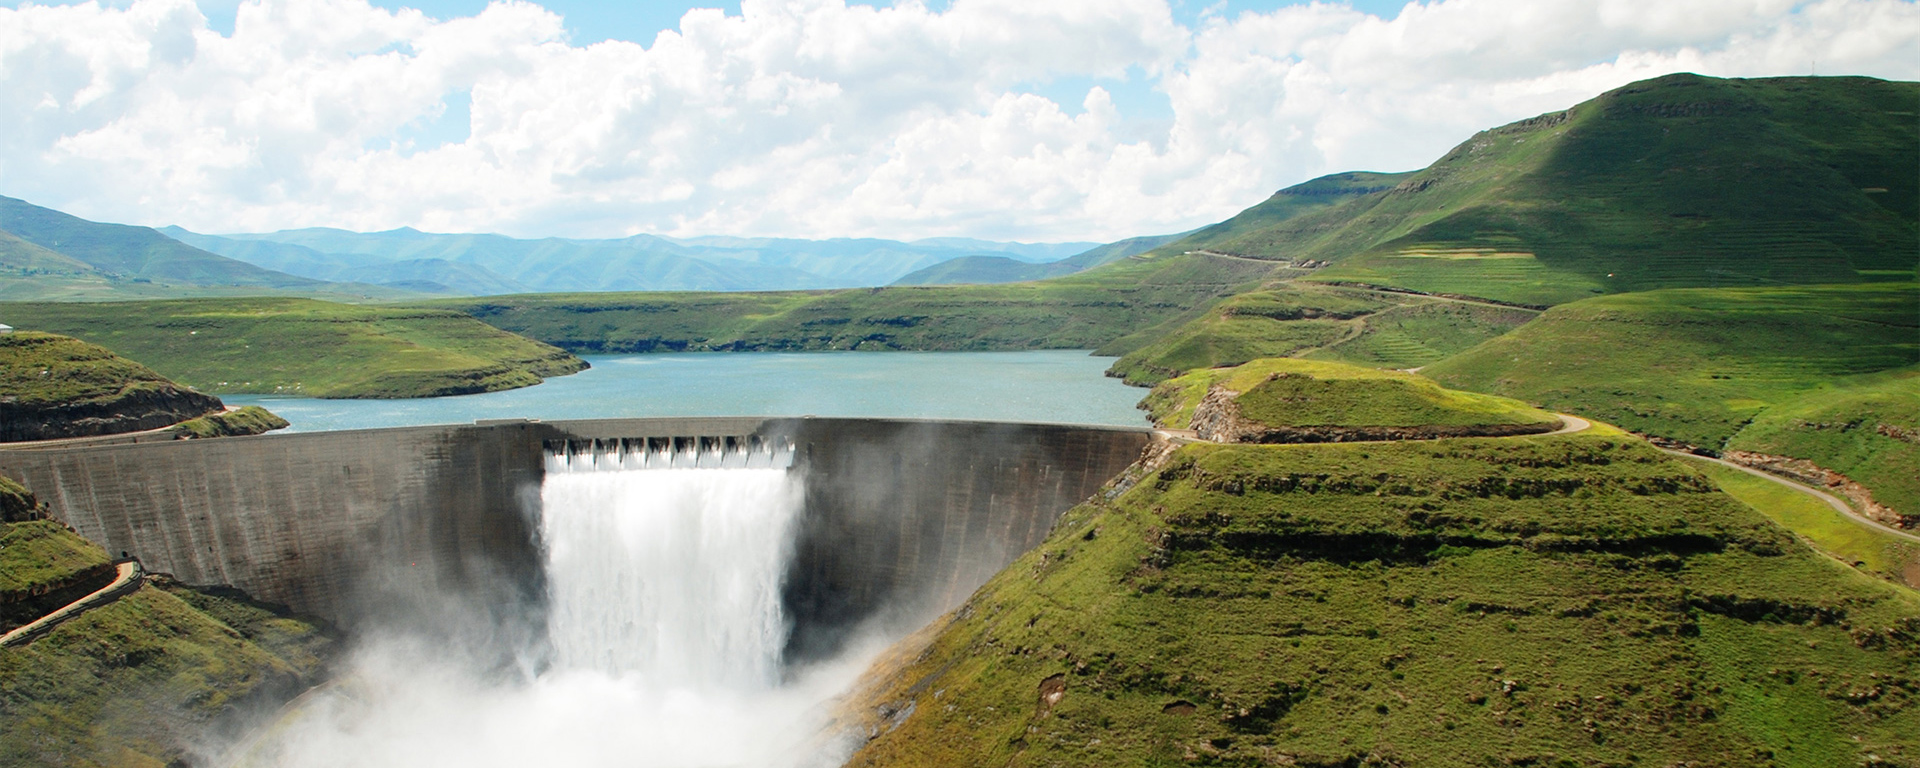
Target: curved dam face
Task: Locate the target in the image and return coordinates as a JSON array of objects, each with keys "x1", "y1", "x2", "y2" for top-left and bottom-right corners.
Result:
[{"x1": 0, "y1": 417, "x2": 1148, "y2": 658}]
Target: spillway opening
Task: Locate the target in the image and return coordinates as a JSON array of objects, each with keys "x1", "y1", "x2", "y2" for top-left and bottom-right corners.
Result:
[{"x1": 232, "y1": 461, "x2": 873, "y2": 768}]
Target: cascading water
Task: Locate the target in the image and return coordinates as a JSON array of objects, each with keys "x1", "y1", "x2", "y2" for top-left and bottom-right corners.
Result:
[
  {"x1": 541, "y1": 468, "x2": 802, "y2": 689},
  {"x1": 248, "y1": 461, "x2": 870, "y2": 768}
]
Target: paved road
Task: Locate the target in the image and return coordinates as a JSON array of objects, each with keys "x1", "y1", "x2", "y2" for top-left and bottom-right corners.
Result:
[
  {"x1": 1, "y1": 560, "x2": 145, "y2": 648},
  {"x1": 1658, "y1": 448, "x2": 1920, "y2": 545}
]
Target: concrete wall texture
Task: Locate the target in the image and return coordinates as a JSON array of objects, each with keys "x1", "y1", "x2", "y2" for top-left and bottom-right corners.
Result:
[{"x1": 0, "y1": 418, "x2": 1149, "y2": 660}]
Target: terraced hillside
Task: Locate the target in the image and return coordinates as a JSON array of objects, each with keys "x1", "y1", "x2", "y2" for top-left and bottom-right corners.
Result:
[
  {"x1": 0, "y1": 298, "x2": 588, "y2": 398},
  {"x1": 844, "y1": 432, "x2": 1920, "y2": 767}
]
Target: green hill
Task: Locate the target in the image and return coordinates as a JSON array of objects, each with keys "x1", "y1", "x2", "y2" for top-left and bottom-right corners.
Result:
[
  {"x1": 0, "y1": 298, "x2": 589, "y2": 398},
  {"x1": 1239, "y1": 75, "x2": 1913, "y2": 305},
  {"x1": 1725, "y1": 368, "x2": 1920, "y2": 524},
  {"x1": 1141, "y1": 358, "x2": 1559, "y2": 442},
  {"x1": 845, "y1": 432, "x2": 1920, "y2": 767},
  {"x1": 1422, "y1": 283, "x2": 1920, "y2": 449},
  {"x1": 1091, "y1": 75, "x2": 1917, "y2": 382},
  {"x1": 0, "y1": 331, "x2": 226, "y2": 442}
]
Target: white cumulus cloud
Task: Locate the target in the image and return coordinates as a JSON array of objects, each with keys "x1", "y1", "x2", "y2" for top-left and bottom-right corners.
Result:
[{"x1": 1, "y1": 0, "x2": 1915, "y2": 240}]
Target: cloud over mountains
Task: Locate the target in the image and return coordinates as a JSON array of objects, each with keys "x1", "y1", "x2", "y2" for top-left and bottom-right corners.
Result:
[{"x1": 3, "y1": 0, "x2": 1916, "y2": 241}]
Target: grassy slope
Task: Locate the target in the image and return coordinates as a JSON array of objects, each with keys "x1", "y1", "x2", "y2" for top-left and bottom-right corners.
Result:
[
  {"x1": 1100, "y1": 75, "x2": 1914, "y2": 385},
  {"x1": 1423, "y1": 283, "x2": 1920, "y2": 449},
  {"x1": 1724, "y1": 368, "x2": 1920, "y2": 520},
  {"x1": 1105, "y1": 284, "x2": 1537, "y2": 385},
  {"x1": 427, "y1": 252, "x2": 1278, "y2": 354},
  {"x1": 848, "y1": 433, "x2": 1920, "y2": 768},
  {"x1": 0, "y1": 195, "x2": 319, "y2": 289},
  {"x1": 1, "y1": 474, "x2": 332, "y2": 768},
  {"x1": 0, "y1": 332, "x2": 200, "y2": 408},
  {"x1": 0, "y1": 298, "x2": 587, "y2": 398},
  {"x1": 1140, "y1": 358, "x2": 1557, "y2": 432},
  {"x1": 0, "y1": 583, "x2": 334, "y2": 768},
  {"x1": 0, "y1": 521, "x2": 110, "y2": 599},
  {"x1": 1303, "y1": 75, "x2": 1915, "y2": 304},
  {"x1": 1151, "y1": 171, "x2": 1415, "y2": 257},
  {"x1": 1686, "y1": 457, "x2": 1920, "y2": 590}
]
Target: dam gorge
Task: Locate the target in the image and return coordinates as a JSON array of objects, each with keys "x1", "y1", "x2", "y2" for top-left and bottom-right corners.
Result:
[{"x1": 0, "y1": 415, "x2": 1152, "y2": 764}]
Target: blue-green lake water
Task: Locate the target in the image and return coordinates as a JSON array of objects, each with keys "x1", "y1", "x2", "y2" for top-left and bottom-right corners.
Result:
[{"x1": 223, "y1": 350, "x2": 1151, "y2": 432}]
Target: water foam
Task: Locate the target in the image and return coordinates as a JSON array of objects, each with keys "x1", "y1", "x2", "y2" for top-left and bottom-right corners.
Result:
[{"x1": 240, "y1": 466, "x2": 868, "y2": 768}]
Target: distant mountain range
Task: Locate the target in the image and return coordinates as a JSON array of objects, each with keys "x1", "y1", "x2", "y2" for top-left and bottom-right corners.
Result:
[
  {"x1": 0, "y1": 193, "x2": 1172, "y2": 301},
  {"x1": 161, "y1": 225, "x2": 1121, "y2": 295}
]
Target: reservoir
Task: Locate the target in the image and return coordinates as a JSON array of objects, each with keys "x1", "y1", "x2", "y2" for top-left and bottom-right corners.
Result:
[{"x1": 223, "y1": 349, "x2": 1149, "y2": 432}]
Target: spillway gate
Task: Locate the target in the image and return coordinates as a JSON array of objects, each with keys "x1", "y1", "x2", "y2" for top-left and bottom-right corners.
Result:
[{"x1": 542, "y1": 435, "x2": 798, "y2": 473}]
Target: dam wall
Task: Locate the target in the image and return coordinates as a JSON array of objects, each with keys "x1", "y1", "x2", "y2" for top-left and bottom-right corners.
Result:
[{"x1": 0, "y1": 417, "x2": 1149, "y2": 655}]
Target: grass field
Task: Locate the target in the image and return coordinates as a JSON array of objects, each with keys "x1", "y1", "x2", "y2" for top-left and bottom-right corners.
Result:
[
  {"x1": 847, "y1": 433, "x2": 1920, "y2": 767},
  {"x1": 1140, "y1": 358, "x2": 1557, "y2": 433},
  {"x1": 1725, "y1": 368, "x2": 1920, "y2": 521},
  {"x1": 0, "y1": 298, "x2": 587, "y2": 398},
  {"x1": 1686, "y1": 457, "x2": 1920, "y2": 590},
  {"x1": 430, "y1": 251, "x2": 1278, "y2": 355},
  {"x1": 1424, "y1": 283, "x2": 1920, "y2": 448}
]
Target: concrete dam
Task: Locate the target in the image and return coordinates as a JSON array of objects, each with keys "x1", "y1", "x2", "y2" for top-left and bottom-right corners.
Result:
[{"x1": 0, "y1": 417, "x2": 1150, "y2": 663}]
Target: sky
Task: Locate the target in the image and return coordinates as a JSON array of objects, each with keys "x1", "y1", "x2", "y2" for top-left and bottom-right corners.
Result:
[{"x1": 1, "y1": 0, "x2": 1916, "y2": 242}]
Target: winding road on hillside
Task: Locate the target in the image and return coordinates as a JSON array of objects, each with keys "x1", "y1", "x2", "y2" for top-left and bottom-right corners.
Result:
[
  {"x1": 0, "y1": 560, "x2": 145, "y2": 648},
  {"x1": 1656, "y1": 448, "x2": 1920, "y2": 545}
]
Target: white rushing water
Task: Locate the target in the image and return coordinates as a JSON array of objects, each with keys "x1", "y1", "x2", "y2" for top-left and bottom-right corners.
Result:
[
  {"x1": 245, "y1": 467, "x2": 871, "y2": 768},
  {"x1": 542, "y1": 469, "x2": 800, "y2": 689}
]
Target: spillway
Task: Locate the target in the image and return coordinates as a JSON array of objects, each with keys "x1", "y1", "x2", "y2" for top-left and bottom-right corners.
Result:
[
  {"x1": 237, "y1": 462, "x2": 857, "y2": 767},
  {"x1": 541, "y1": 467, "x2": 802, "y2": 687}
]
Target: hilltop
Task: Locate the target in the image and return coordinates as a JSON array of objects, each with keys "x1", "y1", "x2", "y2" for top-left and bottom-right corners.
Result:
[
  {"x1": 0, "y1": 331, "x2": 226, "y2": 442},
  {"x1": 1141, "y1": 358, "x2": 1559, "y2": 441},
  {"x1": 0, "y1": 298, "x2": 588, "y2": 399}
]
